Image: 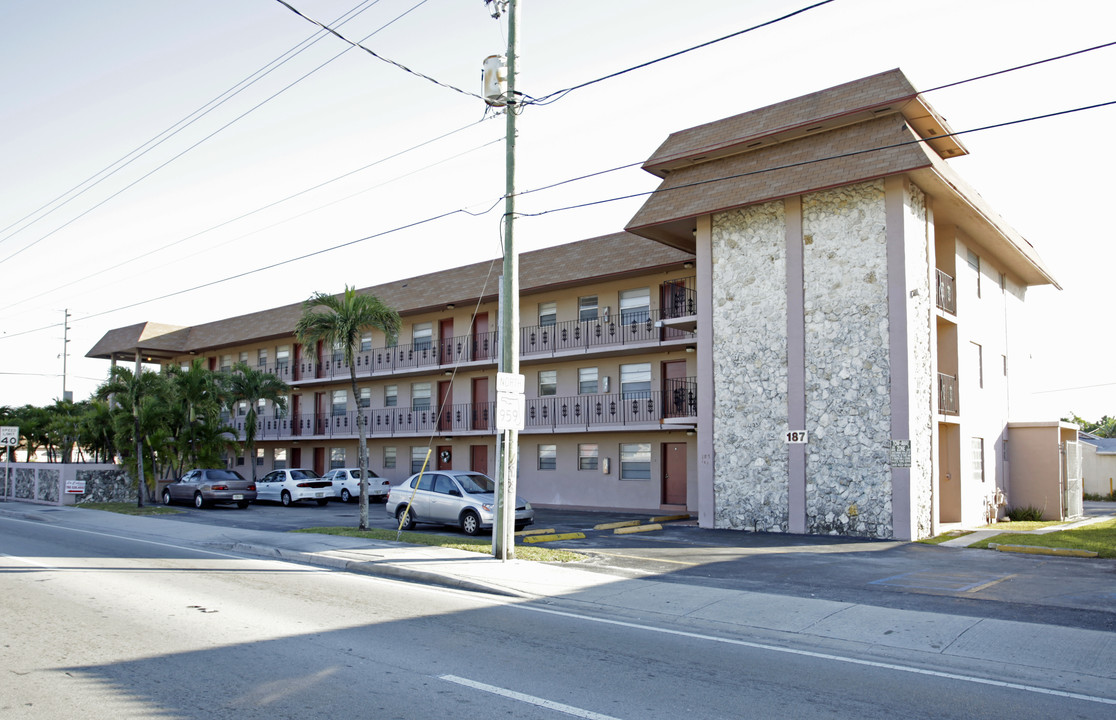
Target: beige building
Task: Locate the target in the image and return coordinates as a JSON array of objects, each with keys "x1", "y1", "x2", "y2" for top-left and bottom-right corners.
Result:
[{"x1": 89, "y1": 70, "x2": 1069, "y2": 538}]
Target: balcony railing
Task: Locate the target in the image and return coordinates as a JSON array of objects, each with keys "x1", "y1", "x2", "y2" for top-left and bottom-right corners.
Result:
[
  {"x1": 521, "y1": 309, "x2": 694, "y2": 356},
  {"x1": 938, "y1": 372, "x2": 959, "y2": 415},
  {"x1": 936, "y1": 269, "x2": 956, "y2": 314},
  {"x1": 661, "y1": 276, "x2": 697, "y2": 319},
  {"x1": 235, "y1": 385, "x2": 696, "y2": 441}
]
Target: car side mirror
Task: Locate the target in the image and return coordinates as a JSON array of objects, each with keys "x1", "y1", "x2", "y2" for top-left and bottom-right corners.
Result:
[{"x1": 449, "y1": 489, "x2": 462, "y2": 497}]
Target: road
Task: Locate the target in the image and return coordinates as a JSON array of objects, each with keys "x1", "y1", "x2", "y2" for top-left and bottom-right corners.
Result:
[{"x1": 2, "y1": 514, "x2": 1113, "y2": 719}]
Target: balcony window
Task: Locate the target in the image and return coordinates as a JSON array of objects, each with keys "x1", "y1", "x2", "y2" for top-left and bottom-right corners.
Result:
[
  {"x1": 619, "y1": 288, "x2": 650, "y2": 324},
  {"x1": 578, "y1": 443, "x2": 598, "y2": 471},
  {"x1": 274, "y1": 449, "x2": 287, "y2": 469},
  {"x1": 412, "y1": 382, "x2": 432, "y2": 411},
  {"x1": 361, "y1": 333, "x2": 372, "y2": 352},
  {"x1": 578, "y1": 295, "x2": 598, "y2": 322},
  {"x1": 331, "y1": 447, "x2": 345, "y2": 469},
  {"x1": 385, "y1": 384, "x2": 398, "y2": 407},
  {"x1": 257, "y1": 399, "x2": 266, "y2": 416},
  {"x1": 538, "y1": 302, "x2": 557, "y2": 327},
  {"x1": 276, "y1": 345, "x2": 290, "y2": 370},
  {"x1": 411, "y1": 447, "x2": 428, "y2": 474},
  {"x1": 257, "y1": 348, "x2": 268, "y2": 368},
  {"x1": 237, "y1": 401, "x2": 247, "y2": 417},
  {"x1": 620, "y1": 363, "x2": 651, "y2": 398},
  {"x1": 332, "y1": 390, "x2": 347, "y2": 417},
  {"x1": 620, "y1": 443, "x2": 651, "y2": 480},
  {"x1": 538, "y1": 444, "x2": 556, "y2": 471},
  {"x1": 359, "y1": 387, "x2": 371, "y2": 408},
  {"x1": 578, "y1": 367, "x2": 598, "y2": 395},
  {"x1": 221, "y1": 354, "x2": 233, "y2": 373},
  {"x1": 239, "y1": 351, "x2": 249, "y2": 365},
  {"x1": 384, "y1": 446, "x2": 396, "y2": 469},
  {"x1": 539, "y1": 370, "x2": 557, "y2": 397},
  {"x1": 413, "y1": 323, "x2": 433, "y2": 351}
]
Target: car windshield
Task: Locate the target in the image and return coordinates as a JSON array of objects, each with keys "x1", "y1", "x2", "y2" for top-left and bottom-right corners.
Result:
[
  {"x1": 456, "y1": 473, "x2": 495, "y2": 494},
  {"x1": 208, "y1": 470, "x2": 245, "y2": 481},
  {"x1": 290, "y1": 470, "x2": 320, "y2": 480}
]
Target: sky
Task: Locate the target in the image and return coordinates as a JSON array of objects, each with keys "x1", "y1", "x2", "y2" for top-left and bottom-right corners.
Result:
[{"x1": 1, "y1": 0, "x2": 1114, "y2": 421}]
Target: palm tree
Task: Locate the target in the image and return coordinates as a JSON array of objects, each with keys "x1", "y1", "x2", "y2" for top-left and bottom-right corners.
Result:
[
  {"x1": 96, "y1": 366, "x2": 166, "y2": 507},
  {"x1": 167, "y1": 359, "x2": 227, "y2": 469},
  {"x1": 295, "y1": 285, "x2": 400, "y2": 530},
  {"x1": 223, "y1": 362, "x2": 289, "y2": 481}
]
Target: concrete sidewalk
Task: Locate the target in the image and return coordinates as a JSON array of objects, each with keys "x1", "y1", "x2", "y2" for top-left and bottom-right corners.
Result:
[{"x1": 3, "y1": 501, "x2": 1115, "y2": 690}]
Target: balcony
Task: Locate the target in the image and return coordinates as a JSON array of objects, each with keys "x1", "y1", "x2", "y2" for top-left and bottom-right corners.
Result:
[
  {"x1": 936, "y1": 269, "x2": 956, "y2": 315},
  {"x1": 521, "y1": 309, "x2": 694, "y2": 358},
  {"x1": 938, "y1": 372, "x2": 959, "y2": 415},
  {"x1": 236, "y1": 384, "x2": 698, "y2": 441}
]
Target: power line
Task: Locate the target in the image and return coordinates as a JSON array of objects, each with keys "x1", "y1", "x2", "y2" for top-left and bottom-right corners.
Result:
[
  {"x1": 273, "y1": 0, "x2": 484, "y2": 101},
  {"x1": 0, "y1": 0, "x2": 385, "y2": 248},
  {"x1": 524, "y1": 0, "x2": 838, "y2": 106},
  {"x1": 0, "y1": 0, "x2": 430, "y2": 268},
  {"x1": 924, "y1": 40, "x2": 1116, "y2": 93}
]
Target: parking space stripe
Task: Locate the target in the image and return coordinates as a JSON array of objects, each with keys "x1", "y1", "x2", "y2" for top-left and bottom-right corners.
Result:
[{"x1": 440, "y1": 674, "x2": 623, "y2": 720}]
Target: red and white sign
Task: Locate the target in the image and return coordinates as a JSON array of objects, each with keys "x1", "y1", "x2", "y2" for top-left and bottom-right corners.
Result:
[{"x1": 65, "y1": 480, "x2": 86, "y2": 494}]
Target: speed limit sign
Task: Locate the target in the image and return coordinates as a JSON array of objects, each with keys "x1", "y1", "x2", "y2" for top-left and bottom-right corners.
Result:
[{"x1": 0, "y1": 426, "x2": 17, "y2": 446}]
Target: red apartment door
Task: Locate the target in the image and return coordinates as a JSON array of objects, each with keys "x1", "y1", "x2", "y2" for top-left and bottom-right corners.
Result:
[
  {"x1": 440, "y1": 319, "x2": 454, "y2": 364},
  {"x1": 437, "y1": 445, "x2": 453, "y2": 470},
  {"x1": 313, "y1": 447, "x2": 326, "y2": 476},
  {"x1": 438, "y1": 381, "x2": 453, "y2": 432},
  {"x1": 290, "y1": 447, "x2": 302, "y2": 468},
  {"x1": 662, "y1": 443, "x2": 687, "y2": 506},
  {"x1": 293, "y1": 344, "x2": 302, "y2": 381},
  {"x1": 470, "y1": 445, "x2": 488, "y2": 475},
  {"x1": 472, "y1": 377, "x2": 489, "y2": 430},
  {"x1": 290, "y1": 395, "x2": 301, "y2": 436},
  {"x1": 473, "y1": 313, "x2": 489, "y2": 360},
  {"x1": 315, "y1": 392, "x2": 326, "y2": 435}
]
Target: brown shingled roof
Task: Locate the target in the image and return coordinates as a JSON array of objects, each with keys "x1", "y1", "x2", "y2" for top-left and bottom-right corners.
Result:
[{"x1": 87, "y1": 232, "x2": 692, "y2": 358}]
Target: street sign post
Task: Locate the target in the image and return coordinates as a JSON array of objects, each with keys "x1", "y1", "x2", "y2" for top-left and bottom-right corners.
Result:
[{"x1": 0, "y1": 425, "x2": 17, "y2": 502}]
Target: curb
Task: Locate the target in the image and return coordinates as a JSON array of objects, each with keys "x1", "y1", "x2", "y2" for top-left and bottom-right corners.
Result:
[{"x1": 988, "y1": 543, "x2": 1099, "y2": 558}]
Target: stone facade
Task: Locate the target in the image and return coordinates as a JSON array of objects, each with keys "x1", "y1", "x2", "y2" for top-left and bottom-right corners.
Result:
[
  {"x1": 0, "y1": 464, "x2": 134, "y2": 505},
  {"x1": 711, "y1": 201, "x2": 789, "y2": 531}
]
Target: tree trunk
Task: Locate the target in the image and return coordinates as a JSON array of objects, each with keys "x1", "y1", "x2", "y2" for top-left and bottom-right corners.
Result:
[
  {"x1": 133, "y1": 413, "x2": 145, "y2": 508},
  {"x1": 351, "y1": 368, "x2": 369, "y2": 531}
]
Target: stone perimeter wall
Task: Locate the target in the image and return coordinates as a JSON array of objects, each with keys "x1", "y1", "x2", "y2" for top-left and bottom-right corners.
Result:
[{"x1": 0, "y1": 464, "x2": 135, "y2": 505}]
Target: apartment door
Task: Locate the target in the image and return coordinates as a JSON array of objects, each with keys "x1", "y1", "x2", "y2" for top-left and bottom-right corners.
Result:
[
  {"x1": 473, "y1": 312, "x2": 489, "y2": 360},
  {"x1": 314, "y1": 392, "x2": 327, "y2": 435},
  {"x1": 440, "y1": 318, "x2": 454, "y2": 365},
  {"x1": 661, "y1": 360, "x2": 689, "y2": 417},
  {"x1": 290, "y1": 447, "x2": 302, "y2": 468},
  {"x1": 472, "y1": 377, "x2": 489, "y2": 430},
  {"x1": 293, "y1": 343, "x2": 302, "y2": 381},
  {"x1": 662, "y1": 443, "x2": 687, "y2": 506},
  {"x1": 470, "y1": 445, "x2": 488, "y2": 475},
  {"x1": 290, "y1": 395, "x2": 301, "y2": 436},
  {"x1": 313, "y1": 447, "x2": 326, "y2": 476},
  {"x1": 438, "y1": 380, "x2": 453, "y2": 432},
  {"x1": 437, "y1": 445, "x2": 452, "y2": 470},
  {"x1": 660, "y1": 280, "x2": 689, "y2": 339}
]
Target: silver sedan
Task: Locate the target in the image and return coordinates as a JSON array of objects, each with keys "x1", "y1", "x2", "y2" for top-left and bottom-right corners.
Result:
[{"x1": 386, "y1": 470, "x2": 533, "y2": 536}]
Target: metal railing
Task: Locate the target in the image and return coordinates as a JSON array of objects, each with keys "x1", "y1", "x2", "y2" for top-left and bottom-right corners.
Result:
[
  {"x1": 936, "y1": 269, "x2": 956, "y2": 314},
  {"x1": 661, "y1": 275, "x2": 697, "y2": 319},
  {"x1": 520, "y1": 309, "x2": 694, "y2": 356},
  {"x1": 938, "y1": 372, "x2": 959, "y2": 415}
]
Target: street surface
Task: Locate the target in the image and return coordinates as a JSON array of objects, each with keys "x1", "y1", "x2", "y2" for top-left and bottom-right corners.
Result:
[{"x1": 2, "y1": 509, "x2": 1114, "y2": 719}]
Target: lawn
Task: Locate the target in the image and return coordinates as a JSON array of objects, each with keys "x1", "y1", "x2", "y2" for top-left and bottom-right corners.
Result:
[
  {"x1": 77, "y1": 502, "x2": 180, "y2": 516},
  {"x1": 969, "y1": 518, "x2": 1116, "y2": 558},
  {"x1": 297, "y1": 526, "x2": 584, "y2": 563}
]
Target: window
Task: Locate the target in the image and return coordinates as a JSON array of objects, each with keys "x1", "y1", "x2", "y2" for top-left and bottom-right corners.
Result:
[
  {"x1": 620, "y1": 363, "x2": 651, "y2": 397},
  {"x1": 578, "y1": 295, "x2": 598, "y2": 322},
  {"x1": 619, "y1": 288, "x2": 650, "y2": 324},
  {"x1": 433, "y1": 474, "x2": 457, "y2": 494},
  {"x1": 239, "y1": 351, "x2": 248, "y2": 365},
  {"x1": 274, "y1": 448, "x2": 287, "y2": 469},
  {"x1": 538, "y1": 302, "x2": 557, "y2": 327},
  {"x1": 331, "y1": 340, "x2": 344, "y2": 362},
  {"x1": 620, "y1": 443, "x2": 651, "y2": 479},
  {"x1": 413, "y1": 322, "x2": 433, "y2": 351},
  {"x1": 972, "y1": 342, "x2": 983, "y2": 389},
  {"x1": 578, "y1": 444, "x2": 599, "y2": 471},
  {"x1": 412, "y1": 382, "x2": 432, "y2": 410},
  {"x1": 257, "y1": 348, "x2": 268, "y2": 368},
  {"x1": 385, "y1": 384, "x2": 398, "y2": 407},
  {"x1": 221, "y1": 354, "x2": 233, "y2": 373},
  {"x1": 332, "y1": 390, "x2": 347, "y2": 416},
  {"x1": 967, "y1": 249, "x2": 981, "y2": 298},
  {"x1": 256, "y1": 448, "x2": 264, "y2": 466},
  {"x1": 257, "y1": 399, "x2": 266, "y2": 416},
  {"x1": 538, "y1": 444, "x2": 557, "y2": 470},
  {"x1": 331, "y1": 447, "x2": 345, "y2": 469},
  {"x1": 237, "y1": 401, "x2": 247, "y2": 417},
  {"x1": 384, "y1": 446, "x2": 397, "y2": 469},
  {"x1": 236, "y1": 455, "x2": 245, "y2": 465},
  {"x1": 275, "y1": 395, "x2": 288, "y2": 419},
  {"x1": 361, "y1": 333, "x2": 372, "y2": 352},
  {"x1": 411, "y1": 447, "x2": 428, "y2": 473},
  {"x1": 971, "y1": 438, "x2": 985, "y2": 483},
  {"x1": 276, "y1": 345, "x2": 290, "y2": 370},
  {"x1": 578, "y1": 367, "x2": 598, "y2": 394},
  {"x1": 539, "y1": 370, "x2": 557, "y2": 397},
  {"x1": 359, "y1": 387, "x2": 371, "y2": 408}
]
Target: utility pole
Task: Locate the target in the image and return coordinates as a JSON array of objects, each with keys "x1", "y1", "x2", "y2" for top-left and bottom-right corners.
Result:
[
  {"x1": 61, "y1": 309, "x2": 72, "y2": 403},
  {"x1": 488, "y1": 0, "x2": 520, "y2": 560}
]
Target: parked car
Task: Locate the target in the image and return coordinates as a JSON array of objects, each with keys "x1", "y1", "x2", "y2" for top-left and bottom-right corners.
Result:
[
  {"x1": 322, "y1": 467, "x2": 392, "y2": 503},
  {"x1": 385, "y1": 470, "x2": 534, "y2": 536},
  {"x1": 163, "y1": 469, "x2": 256, "y2": 509},
  {"x1": 257, "y1": 469, "x2": 333, "y2": 507}
]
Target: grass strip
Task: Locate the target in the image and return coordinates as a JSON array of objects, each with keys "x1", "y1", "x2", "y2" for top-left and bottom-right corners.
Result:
[
  {"x1": 296, "y1": 526, "x2": 584, "y2": 563},
  {"x1": 969, "y1": 518, "x2": 1116, "y2": 558},
  {"x1": 77, "y1": 502, "x2": 180, "y2": 516}
]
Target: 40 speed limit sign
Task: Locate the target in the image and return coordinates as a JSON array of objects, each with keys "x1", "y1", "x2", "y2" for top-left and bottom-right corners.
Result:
[{"x1": 0, "y1": 426, "x2": 18, "y2": 446}]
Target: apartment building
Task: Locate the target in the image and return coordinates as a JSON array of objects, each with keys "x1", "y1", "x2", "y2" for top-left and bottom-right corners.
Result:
[
  {"x1": 88, "y1": 69, "x2": 1065, "y2": 539},
  {"x1": 87, "y1": 233, "x2": 701, "y2": 513}
]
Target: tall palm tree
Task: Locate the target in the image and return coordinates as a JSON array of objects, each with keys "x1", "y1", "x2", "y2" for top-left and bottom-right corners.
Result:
[
  {"x1": 295, "y1": 285, "x2": 400, "y2": 530},
  {"x1": 223, "y1": 362, "x2": 289, "y2": 481},
  {"x1": 167, "y1": 359, "x2": 228, "y2": 469},
  {"x1": 96, "y1": 366, "x2": 166, "y2": 507}
]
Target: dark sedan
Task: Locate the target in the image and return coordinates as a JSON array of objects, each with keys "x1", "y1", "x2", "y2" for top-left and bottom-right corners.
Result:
[{"x1": 162, "y1": 469, "x2": 257, "y2": 509}]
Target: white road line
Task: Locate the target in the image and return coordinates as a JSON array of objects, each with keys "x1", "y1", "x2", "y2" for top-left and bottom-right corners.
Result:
[
  {"x1": 512, "y1": 605, "x2": 1116, "y2": 707},
  {"x1": 440, "y1": 675, "x2": 623, "y2": 720},
  {"x1": 0, "y1": 552, "x2": 55, "y2": 568}
]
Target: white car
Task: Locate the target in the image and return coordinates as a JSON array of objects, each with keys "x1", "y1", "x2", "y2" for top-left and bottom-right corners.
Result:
[
  {"x1": 322, "y1": 467, "x2": 392, "y2": 503},
  {"x1": 257, "y1": 468, "x2": 333, "y2": 507}
]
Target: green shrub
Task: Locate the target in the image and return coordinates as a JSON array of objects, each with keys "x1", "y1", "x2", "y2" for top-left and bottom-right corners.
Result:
[
  {"x1": 1083, "y1": 491, "x2": 1116, "y2": 502},
  {"x1": 1005, "y1": 505, "x2": 1045, "y2": 522}
]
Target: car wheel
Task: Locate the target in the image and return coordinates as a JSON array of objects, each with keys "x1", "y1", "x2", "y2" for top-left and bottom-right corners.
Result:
[
  {"x1": 193, "y1": 493, "x2": 206, "y2": 509},
  {"x1": 163, "y1": 489, "x2": 173, "y2": 506},
  {"x1": 237, "y1": 500, "x2": 250, "y2": 509},
  {"x1": 316, "y1": 498, "x2": 328, "y2": 506},
  {"x1": 515, "y1": 523, "x2": 527, "y2": 532},
  {"x1": 281, "y1": 490, "x2": 293, "y2": 507},
  {"x1": 396, "y1": 505, "x2": 416, "y2": 531},
  {"x1": 461, "y1": 510, "x2": 481, "y2": 536},
  {"x1": 340, "y1": 488, "x2": 351, "y2": 503}
]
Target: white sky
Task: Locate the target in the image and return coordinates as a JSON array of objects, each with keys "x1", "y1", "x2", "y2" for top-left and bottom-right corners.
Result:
[{"x1": 1, "y1": 0, "x2": 1114, "y2": 421}]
